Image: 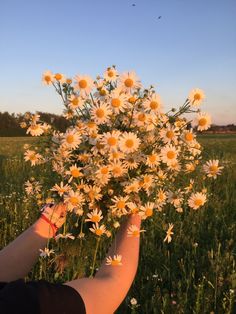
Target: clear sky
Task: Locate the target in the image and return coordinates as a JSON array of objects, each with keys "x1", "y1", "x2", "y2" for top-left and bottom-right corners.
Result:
[{"x1": 1, "y1": 0, "x2": 235, "y2": 124}]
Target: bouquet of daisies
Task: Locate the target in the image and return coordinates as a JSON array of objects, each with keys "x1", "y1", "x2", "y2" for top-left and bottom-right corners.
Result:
[{"x1": 22, "y1": 66, "x2": 223, "y2": 243}]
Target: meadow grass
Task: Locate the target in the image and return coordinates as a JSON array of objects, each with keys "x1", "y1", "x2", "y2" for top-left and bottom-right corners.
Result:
[{"x1": 0, "y1": 134, "x2": 235, "y2": 313}]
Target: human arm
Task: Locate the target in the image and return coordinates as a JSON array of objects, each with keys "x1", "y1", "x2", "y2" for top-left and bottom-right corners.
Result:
[
  {"x1": 65, "y1": 213, "x2": 141, "y2": 314},
  {"x1": 0, "y1": 203, "x2": 67, "y2": 282}
]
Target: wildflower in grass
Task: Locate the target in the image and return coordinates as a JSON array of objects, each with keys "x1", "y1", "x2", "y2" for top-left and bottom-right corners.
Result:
[
  {"x1": 188, "y1": 192, "x2": 207, "y2": 210},
  {"x1": 85, "y1": 209, "x2": 103, "y2": 223},
  {"x1": 90, "y1": 103, "x2": 112, "y2": 125},
  {"x1": 42, "y1": 70, "x2": 55, "y2": 85},
  {"x1": 26, "y1": 123, "x2": 45, "y2": 136},
  {"x1": 74, "y1": 74, "x2": 94, "y2": 96},
  {"x1": 119, "y1": 132, "x2": 141, "y2": 154},
  {"x1": 203, "y1": 159, "x2": 224, "y2": 179},
  {"x1": 119, "y1": 71, "x2": 141, "y2": 91},
  {"x1": 106, "y1": 254, "x2": 122, "y2": 266},
  {"x1": 185, "y1": 162, "x2": 196, "y2": 172},
  {"x1": 89, "y1": 223, "x2": 106, "y2": 236},
  {"x1": 194, "y1": 112, "x2": 211, "y2": 131},
  {"x1": 55, "y1": 233, "x2": 75, "y2": 241},
  {"x1": 164, "y1": 223, "x2": 174, "y2": 243},
  {"x1": 39, "y1": 248, "x2": 55, "y2": 258},
  {"x1": 156, "y1": 189, "x2": 167, "y2": 206},
  {"x1": 184, "y1": 179, "x2": 194, "y2": 193},
  {"x1": 139, "y1": 202, "x2": 155, "y2": 219},
  {"x1": 188, "y1": 88, "x2": 205, "y2": 106},
  {"x1": 103, "y1": 66, "x2": 118, "y2": 82},
  {"x1": 127, "y1": 224, "x2": 146, "y2": 237},
  {"x1": 51, "y1": 181, "x2": 70, "y2": 197},
  {"x1": 167, "y1": 190, "x2": 184, "y2": 208},
  {"x1": 62, "y1": 129, "x2": 81, "y2": 149},
  {"x1": 24, "y1": 150, "x2": 42, "y2": 166}
]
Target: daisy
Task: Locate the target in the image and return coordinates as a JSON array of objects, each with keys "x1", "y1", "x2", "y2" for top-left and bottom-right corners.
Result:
[
  {"x1": 74, "y1": 74, "x2": 94, "y2": 96},
  {"x1": 42, "y1": 70, "x2": 55, "y2": 85},
  {"x1": 163, "y1": 223, "x2": 174, "y2": 243},
  {"x1": 90, "y1": 103, "x2": 112, "y2": 125},
  {"x1": 139, "y1": 202, "x2": 155, "y2": 219},
  {"x1": 188, "y1": 192, "x2": 207, "y2": 210},
  {"x1": 39, "y1": 248, "x2": 55, "y2": 258},
  {"x1": 167, "y1": 190, "x2": 184, "y2": 208},
  {"x1": 26, "y1": 124, "x2": 45, "y2": 136},
  {"x1": 182, "y1": 130, "x2": 195, "y2": 144},
  {"x1": 110, "y1": 196, "x2": 129, "y2": 216},
  {"x1": 108, "y1": 151, "x2": 125, "y2": 162},
  {"x1": 140, "y1": 174, "x2": 154, "y2": 192},
  {"x1": 24, "y1": 150, "x2": 42, "y2": 166},
  {"x1": 110, "y1": 161, "x2": 127, "y2": 178},
  {"x1": 188, "y1": 88, "x2": 205, "y2": 106},
  {"x1": 134, "y1": 111, "x2": 149, "y2": 127},
  {"x1": 62, "y1": 129, "x2": 81, "y2": 149},
  {"x1": 109, "y1": 88, "x2": 128, "y2": 113},
  {"x1": 101, "y1": 130, "x2": 121, "y2": 151},
  {"x1": 51, "y1": 181, "x2": 71, "y2": 197},
  {"x1": 146, "y1": 152, "x2": 160, "y2": 168},
  {"x1": 156, "y1": 189, "x2": 167, "y2": 206},
  {"x1": 66, "y1": 164, "x2": 83, "y2": 182},
  {"x1": 194, "y1": 112, "x2": 211, "y2": 131},
  {"x1": 103, "y1": 66, "x2": 118, "y2": 82},
  {"x1": 127, "y1": 202, "x2": 139, "y2": 214},
  {"x1": 161, "y1": 145, "x2": 179, "y2": 165},
  {"x1": 127, "y1": 224, "x2": 146, "y2": 237},
  {"x1": 89, "y1": 223, "x2": 106, "y2": 236},
  {"x1": 54, "y1": 73, "x2": 66, "y2": 84},
  {"x1": 85, "y1": 208, "x2": 103, "y2": 223},
  {"x1": 123, "y1": 155, "x2": 140, "y2": 170},
  {"x1": 95, "y1": 165, "x2": 111, "y2": 186},
  {"x1": 185, "y1": 162, "x2": 196, "y2": 172},
  {"x1": 83, "y1": 185, "x2": 102, "y2": 202},
  {"x1": 119, "y1": 132, "x2": 140, "y2": 154},
  {"x1": 124, "y1": 181, "x2": 140, "y2": 194},
  {"x1": 64, "y1": 190, "x2": 85, "y2": 212},
  {"x1": 160, "y1": 126, "x2": 178, "y2": 144},
  {"x1": 203, "y1": 160, "x2": 223, "y2": 179},
  {"x1": 55, "y1": 233, "x2": 75, "y2": 241},
  {"x1": 106, "y1": 254, "x2": 122, "y2": 266},
  {"x1": 119, "y1": 71, "x2": 142, "y2": 91},
  {"x1": 68, "y1": 95, "x2": 83, "y2": 110},
  {"x1": 143, "y1": 93, "x2": 162, "y2": 113}
]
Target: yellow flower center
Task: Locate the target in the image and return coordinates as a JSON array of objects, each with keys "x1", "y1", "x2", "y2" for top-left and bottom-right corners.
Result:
[
  {"x1": 145, "y1": 208, "x2": 153, "y2": 217},
  {"x1": 107, "y1": 137, "x2": 117, "y2": 146},
  {"x1": 31, "y1": 125, "x2": 39, "y2": 130},
  {"x1": 113, "y1": 166, "x2": 121, "y2": 175},
  {"x1": 209, "y1": 165, "x2": 218, "y2": 173},
  {"x1": 66, "y1": 135, "x2": 74, "y2": 144},
  {"x1": 132, "y1": 230, "x2": 140, "y2": 237},
  {"x1": 194, "y1": 199, "x2": 203, "y2": 206},
  {"x1": 71, "y1": 169, "x2": 81, "y2": 177},
  {"x1": 44, "y1": 75, "x2": 51, "y2": 82},
  {"x1": 111, "y1": 260, "x2": 120, "y2": 266},
  {"x1": 194, "y1": 93, "x2": 201, "y2": 101},
  {"x1": 124, "y1": 78, "x2": 134, "y2": 88},
  {"x1": 166, "y1": 130, "x2": 174, "y2": 139},
  {"x1": 55, "y1": 73, "x2": 62, "y2": 80},
  {"x1": 150, "y1": 101, "x2": 159, "y2": 110},
  {"x1": 132, "y1": 207, "x2": 138, "y2": 214},
  {"x1": 111, "y1": 98, "x2": 121, "y2": 108},
  {"x1": 71, "y1": 97, "x2": 79, "y2": 106},
  {"x1": 125, "y1": 139, "x2": 134, "y2": 148},
  {"x1": 96, "y1": 108, "x2": 105, "y2": 118},
  {"x1": 138, "y1": 113, "x2": 146, "y2": 122},
  {"x1": 29, "y1": 154, "x2": 37, "y2": 161},
  {"x1": 117, "y1": 200, "x2": 125, "y2": 209},
  {"x1": 199, "y1": 118, "x2": 207, "y2": 126},
  {"x1": 99, "y1": 89, "x2": 106, "y2": 96},
  {"x1": 87, "y1": 121, "x2": 96, "y2": 129},
  {"x1": 66, "y1": 78, "x2": 72, "y2": 84},
  {"x1": 148, "y1": 155, "x2": 157, "y2": 163},
  {"x1": 91, "y1": 215, "x2": 100, "y2": 222},
  {"x1": 128, "y1": 96, "x2": 136, "y2": 104},
  {"x1": 101, "y1": 167, "x2": 109, "y2": 175},
  {"x1": 108, "y1": 70, "x2": 114, "y2": 77},
  {"x1": 79, "y1": 79, "x2": 87, "y2": 89},
  {"x1": 185, "y1": 132, "x2": 193, "y2": 141},
  {"x1": 95, "y1": 229, "x2": 103, "y2": 236},
  {"x1": 70, "y1": 197, "x2": 79, "y2": 205},
  {"x1": 167, "y1": 151, "x2": 176, "y2": 159}
]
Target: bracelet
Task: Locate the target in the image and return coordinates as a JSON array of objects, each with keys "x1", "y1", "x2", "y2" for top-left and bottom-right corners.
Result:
[{"x1": 40, "y1": 214, "x2": 58, "y2": 238}]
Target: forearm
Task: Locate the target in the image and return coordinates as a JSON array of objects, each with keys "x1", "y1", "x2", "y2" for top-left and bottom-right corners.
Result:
[
  {"x1": 0, "y1": 218, "x2": 53, "y2": 282},
  {"x1": 96, "y1": 214, "x2": 141, "y2": 287}
]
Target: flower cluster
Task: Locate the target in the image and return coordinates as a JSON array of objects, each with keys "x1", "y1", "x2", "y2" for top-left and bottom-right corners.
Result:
[{"x1": 22, "y1": 67, "x2": 223, "y2": 251}]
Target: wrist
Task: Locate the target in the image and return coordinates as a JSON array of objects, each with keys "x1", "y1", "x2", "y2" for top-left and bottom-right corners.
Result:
[{"x1": 33, "y1": 217, "x2": 57, "y2": 239}]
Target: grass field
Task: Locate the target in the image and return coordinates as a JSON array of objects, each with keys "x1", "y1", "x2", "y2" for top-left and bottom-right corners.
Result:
[{"x1": 0, "y1": 134, "x2": 236, "y2": 313}]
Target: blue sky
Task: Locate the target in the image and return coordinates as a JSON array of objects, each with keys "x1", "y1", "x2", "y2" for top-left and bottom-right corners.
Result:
[{"x1": 1, "y1": 0, "x2": 235, "y2": 124}]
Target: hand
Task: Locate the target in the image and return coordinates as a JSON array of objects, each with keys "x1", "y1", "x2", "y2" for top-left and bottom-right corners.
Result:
[{"x1": 41, "y1": 202, "x2": 67, "y2": 229}]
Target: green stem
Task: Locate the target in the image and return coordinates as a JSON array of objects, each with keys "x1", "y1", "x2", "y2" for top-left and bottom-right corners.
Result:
[{"x1": 90, "y1": 237, "x2": 101, "y2": 277}]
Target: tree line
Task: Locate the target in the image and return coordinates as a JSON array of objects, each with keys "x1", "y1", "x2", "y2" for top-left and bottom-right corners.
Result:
[{"x1": 0, "y1": 111, "x2": 70, "y2": 136}]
